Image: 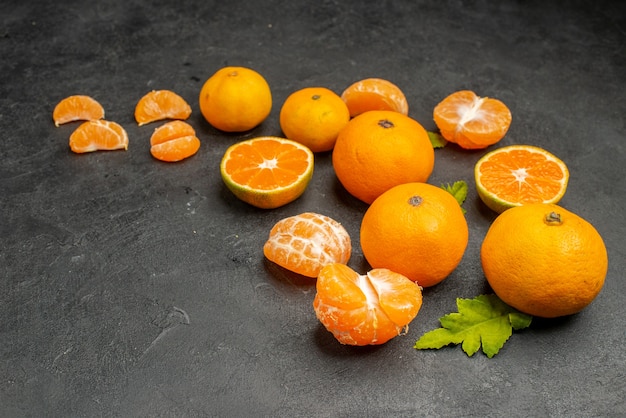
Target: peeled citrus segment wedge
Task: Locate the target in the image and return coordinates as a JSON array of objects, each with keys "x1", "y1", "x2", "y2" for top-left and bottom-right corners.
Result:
[
  {"x1": 149, "y1": 121, "x2": 200, "y2": 162},
  {"x1": 341, "y1": 78, "x2": 409, "y2": 117},
  {"x1": 263, "y1": 212, "x2": 351, "y2": 278},
  {"x1": 220, "y1": 136, "x2": 314, "y2": 209},
  {"x1": 475, "y1": 144, "x2": 569, "y2": 213},
  {"x1": 313, "y1": 263, "x2": 423, "y2": 346},
  {"x1": 53, "y1": 95, "x2": 105, "y2": 126},
  {"x1": 134, "y1": 90, "x2": 192, "y2": 126},
  {"x1": 433, "y1": 90, "x2": 511, "y2": 149},
  {"x1": 69, "y1": 120, "x2": 128, "y2": 153}
]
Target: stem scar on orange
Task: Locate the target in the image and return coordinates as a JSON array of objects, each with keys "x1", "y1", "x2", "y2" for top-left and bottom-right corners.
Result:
[
  {"x1": 220, "y1": 136, "x2": 314, "y2": 209},
  {"x1": 134, "y1": 90, "x2": 192, "y2": 126},
  {"x1": 340, "y1": 78, "x2": 409, "y2": 117},
  {"x1": 53, "y1": 95, "x2": 105, "y2": 126}
]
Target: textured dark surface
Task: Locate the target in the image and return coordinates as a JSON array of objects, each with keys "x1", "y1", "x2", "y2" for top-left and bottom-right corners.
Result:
[{"x1": 1, "y1": 1, "x2": 625, "y2": 416}]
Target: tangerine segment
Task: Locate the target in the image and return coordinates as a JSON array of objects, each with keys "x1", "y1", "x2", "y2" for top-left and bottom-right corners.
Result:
[
  {"x1": 433, "y1": 90, "x2": 511, "y2": 149},
  {"x1": 341, "y1": 78, "x2": 409, "y2": 117},
  {"x1": 53, "y1": 95, "x2": 105, "y2": 126},
  {"x1": 134, "y1": 90, "x2": 192, "y2": 126},
  {"x1": 263, "y1": 212, "x2": 351, "y2": 278},
  {"x1": 220, "y1": 136, "x2": 314, "y2": 209},
  {"x1": 149, "y1": 120, "x2": 200, "y2": 162},
  {"x1": 69, "y1": 120, "x2": 128, "y2": 153},
  {"x1": 475, "y1": 145, "x2": 569, "y2": 213},
  {"x1": 313, "y1": 263, "x2": 423, "y2": 346},
  {"x1": 150, "y1": 120, "x2": 196, "y2": 146}
]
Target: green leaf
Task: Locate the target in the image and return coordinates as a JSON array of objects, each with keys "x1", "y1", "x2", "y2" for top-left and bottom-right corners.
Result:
[
  {"x1": 428, "y1": 131, "x2": 448, "y2": 148},
  {"x1": 414, "y1": 294, "x2": 532, "y2": 358},
  {"x1": 441, "y1": 181, "x2": 468, "y2": 214}
]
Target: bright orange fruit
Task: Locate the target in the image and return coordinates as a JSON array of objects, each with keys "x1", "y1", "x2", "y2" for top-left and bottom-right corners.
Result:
[
  {"x1": 313, "y1": 263, "x2": 423, "y2": 346},
  {"x1": 69, "y1": 120, "x2": 129, "y2": 153},
  {"x1": 263, "y1": 212, "x2": 351, "y2": 278},
  {"x1": 220, "y1": 136, "x2": 314, "y2": 209},
  {"x1": 433, "y1": 90, "x2": 511, "y2": 149},
  {"x1": 134, "y1": 90, "x2": 192, "y2": 126},
  {"x1": 149, "y1": 120, "x2": 200, "y2": 162},
  {"x1": 53, "y1": 95, "x2": 105, "y2": 126},
  {"x1": 340, "y1": 78, "x2": 409, "y2": 117}
]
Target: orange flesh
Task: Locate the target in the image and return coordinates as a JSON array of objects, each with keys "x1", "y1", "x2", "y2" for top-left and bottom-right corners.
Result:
[
  {"x1": 53, "y1": 95, "x2": 105, "y2": 126},
  {"x1": 69, "y1": 120, "x2": 128, "y2": 153},
  {"x1": 135, "y1": 90, "x2": 192, "y2": 125}
]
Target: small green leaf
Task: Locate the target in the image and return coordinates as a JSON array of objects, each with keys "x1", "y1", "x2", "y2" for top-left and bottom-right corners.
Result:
[
  {"x1": 441, "y1": 181, "x2": 468, "y2": 214},
  {"x1": 414, "y1": 294, "x2": 533, "y2": 358},
  {"x1": 428, "y1": 131, "x2": 448, "y2": 148}
]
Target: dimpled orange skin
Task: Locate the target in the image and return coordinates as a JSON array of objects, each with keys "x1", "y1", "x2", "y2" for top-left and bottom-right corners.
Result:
[
  {"x1": 340, "y1": 78, "x2": 409, "y2": 117},
  {"x1": 481, "y1": 203, "x2": 608, "y2": 318},
  {"x1": 360, "y1": 182, "x2": 469, "y2": 287},
  {"x1": 313, "y1": 263, "x2": 423, "y2": 346},
  {"x1": 332, "y1": 110, "x2": 434, "y2": 204}
]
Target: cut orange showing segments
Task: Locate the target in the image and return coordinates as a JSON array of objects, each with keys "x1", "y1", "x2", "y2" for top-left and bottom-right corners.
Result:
[
  {"x1": 313, "y1": 263, "x2": 423, "y2": 346},
  {"x1": 69, "y1": 120, "x2": 128, "y2": 153},
  {"x1": 433, "y1": 90, "x2": 512, "y2": 149},
  {"x1": 150, "y1": 120, "x2": 200, "y2": 162},
  {"x1": 134, "y1": 90, "x2": 192, "y2": 126},
  {"x1": 220, "y1": 136, "x2": 314, "y2": 209},
  {"x1": 53, "y1": 95, "x2": 105, "y2": 126},
  {"x1": 475, "y1": 144, "x2": 569, "y2": 213},
  {"x1": 340, "y1": 78, "x2": 409, "y2": 118},
  {"x1": 264, "y1": 212, "x2": 351, "y2": 278}
]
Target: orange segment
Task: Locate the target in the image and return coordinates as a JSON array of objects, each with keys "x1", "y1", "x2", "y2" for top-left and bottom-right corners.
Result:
[
  {"x1": 341, "y1": 78, "x2": 409, "y2": 117},
  {"x1": 475, "y1": 144, "x2": 569, "y2": 213},
  {"x1": 313, "y1": 263, "x2": 423, "y2": 346},
  {"x1": 149, "y1": 121, "x2": 200, "y2": 162},
  {"x1": 263, "y1": 212, "x2": 351, "y2": 278},
  {"x1": 433, "y1": 90, "x2": 511, "y2": 149},
  {"x1": 134, "y1": 90, "x2": 192, "y2": 126},
  {"x1": 69, "y1": 120, "x2": 128, "y2": 153},
  {"x1": 53, "y1": 95, "x2": 105, "y2": 126},
  {"x1": 220, "y1": 136, "x2": 314, "y2": 209}
]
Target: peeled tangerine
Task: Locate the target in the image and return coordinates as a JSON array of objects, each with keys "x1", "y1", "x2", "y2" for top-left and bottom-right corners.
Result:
[{"x1": 313, "y1": 263, "x2": 423, "y2": 346}]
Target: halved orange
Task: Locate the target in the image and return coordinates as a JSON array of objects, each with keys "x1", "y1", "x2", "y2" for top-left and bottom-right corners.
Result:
[
  {"x1": 433, "y1": 90, "x2": 511, "y2": 149},
  {"x1": 263, "y1": 212, "x2": 351, "y2": 278},
  {"x1": 134, "y1": 90, "x2": 192, "y2": 126},
  {"x1": 475, "y1": 144, "x2": 569, "y2": 213},
  {"x1": 220, "y1": 136, "x2": 314, "y2": 209},
  {"x1": 340, "y1": 78, "x2": 409, "y2": 118},
  {"x1": 150, "y1": 120, "x2": 200, "y2": 162},
  {"x1": 313, "y1": 263, "x2": 423, "y2": 346},
  {"x1": 53, "y1": 95, "x2": 105, "y2": 126},
  {"x1": 69, "y1": 120, "x2": 128, "y2": 153}
]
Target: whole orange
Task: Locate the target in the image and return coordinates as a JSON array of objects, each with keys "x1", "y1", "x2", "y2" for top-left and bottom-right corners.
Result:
[
  {"x1": 481, "y1": 203, "x2": 608, "y2": 318},
  {"x1": 279, "y1": 87, "x2": 350, "y2": 153},
  {"x1": 360, "y1": 182, "x2": 468, "y2": 287},
  {"x1": 332, "y1": 110, "x2": 434, "y2": 204},
  {"x1": 199, "y1": 66, "x2": 272, "y2": 132}
]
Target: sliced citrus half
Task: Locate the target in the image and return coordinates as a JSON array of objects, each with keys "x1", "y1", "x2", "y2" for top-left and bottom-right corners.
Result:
[
  {"x1": 69, "y1": 120, "x2": 128, "y2": 153},
  {"x1": 475, "y1": 144, "x2": 569, "y2": 213},
  {"x1": 433, "y1": 90, "x2": 511, "y2": 149},
  {"x1": 313, "y1": 263, "x2": 423, "y2": 346},
  {"x1": 340, "y1": 78, "x2": 409, "y2": 118},
  {"x1": 220, "y1": 136, "x2": 314, "y2": 209},
  {"x1": 150, "y1": 120, "x2": 200, "y2": 162},
  {"x1": 134, "y1": 90, "x2": 192, "y2": 126},
  {"x1": 53, "y1": 95, "x2": 105, "y2": 126}
]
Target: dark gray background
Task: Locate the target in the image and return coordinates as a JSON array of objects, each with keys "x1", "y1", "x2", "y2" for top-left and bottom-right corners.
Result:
[{"x1": 2, "y1": 1, "x2": 625, "y2": 416}]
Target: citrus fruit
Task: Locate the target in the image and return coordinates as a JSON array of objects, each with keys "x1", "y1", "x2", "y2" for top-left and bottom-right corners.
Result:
[
  {"x1": 149, "y1": 120, "x2": 200, "y2": 162},
  {"x1": 53, "y1": 95, "x2": 105, "y2": 126},
  {"x1": 340, "y1": 78, "x2": 409, "y2": 117},
  {"x1": 433, "y1": 90, "x2": 512, "y2": 149},
  {"x1": 279, "y1": 87, "x2": 350, "y2": 153},
  {"x1": 69, "y1": 120, "x2": 129, "y2": 153},
  {"x1": 199, "y1": 66, "x2": 272, "y2": 132},
  {"x1": 263, "y1": 212, "x2": 351, "y2": 278},
  {"x1": 332, "y1": 110, "x2": 434, "y2": 204},
  {"x1": 475, "y1": 144, "x2": 569, "y2": 213},
  {"x1": 134, "y1": 90, "x2": 192, "y2": 126},
  {"x1": 313, "y1": 263, "x2": 423, "y2": 346},
  {"x1": 220, "y1": 136, "x2": 314, "y2": 209},
  {"x1": 360, "y1": 182, "x2": 468, "y2": 287},
  {"x1": 481, "y1": 203, "x2": 608, "y2": 318}
]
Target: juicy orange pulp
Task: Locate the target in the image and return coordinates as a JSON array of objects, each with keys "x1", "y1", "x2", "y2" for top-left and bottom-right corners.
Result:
[
  {"x1": 69, "y1": 120, "x2": 128, "y2": 153},
  {"x1": 53, "y1": 95, "x2": 105, "y2": 126},
  {"x1": 134, "y1": 90, "x2": 192, "y2": 126},
  {"x1": 150, "y1": 120, "x2": 200, "y2": 162}
]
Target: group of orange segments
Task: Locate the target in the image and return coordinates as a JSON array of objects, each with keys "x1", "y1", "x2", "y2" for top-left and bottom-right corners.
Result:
[{"x1": 53, "y1": 67, "x2": 608, "y2": 348}]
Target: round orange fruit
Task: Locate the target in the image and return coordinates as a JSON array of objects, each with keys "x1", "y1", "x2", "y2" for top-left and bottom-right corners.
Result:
[
  {"x1": 360, "y1": 182, "x2": 468, "y2": 287},
  {"x1": 199, "y1": 66, "x2": 272, "y2": 132},
  {"x1": 481, "y1": 203, "x2": 608, "y2": 318},
  {"x1": 332, "y1": 110, "x2": 434, "y2": 204},
  {"x1": 279, "y1": 87, "x2": 350, "y2": 153}
]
